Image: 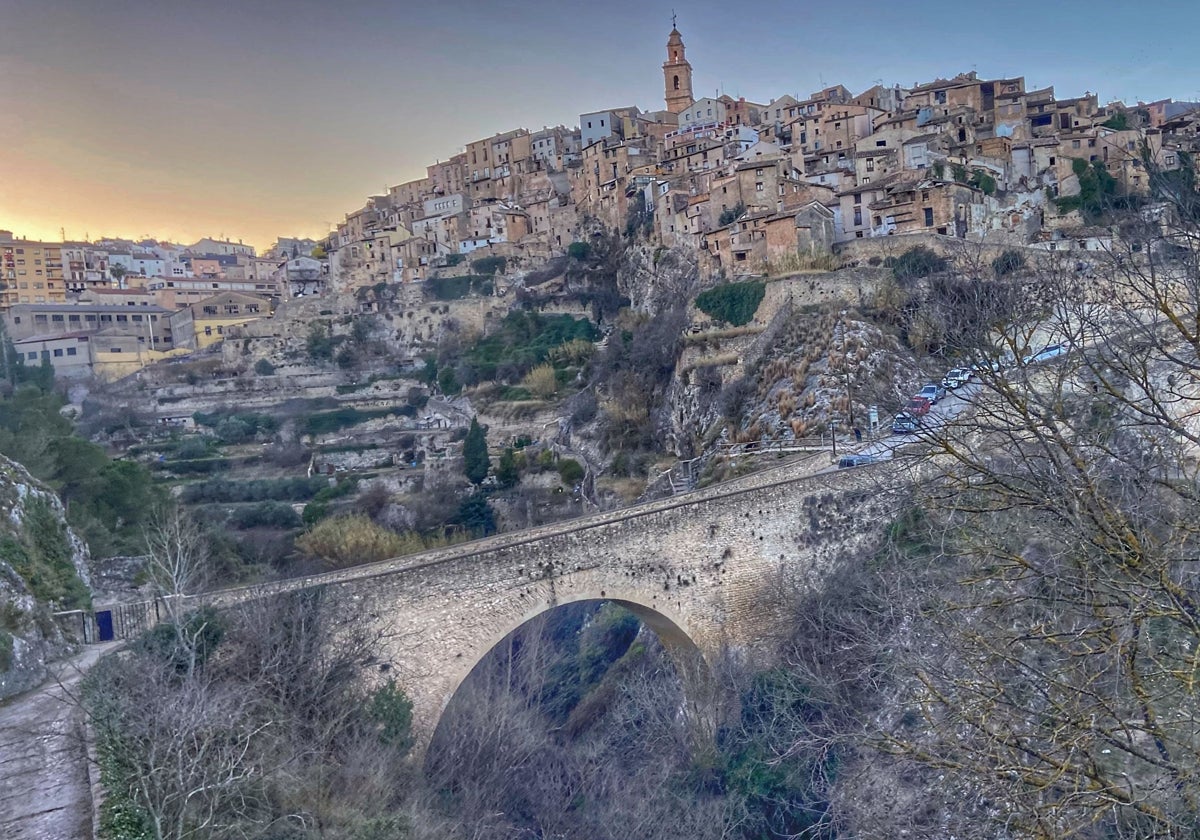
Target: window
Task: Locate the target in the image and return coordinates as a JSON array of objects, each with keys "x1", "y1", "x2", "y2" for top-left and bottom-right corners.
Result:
[
  {"x1": 924, "y1": 208, "x2": 934, "y2": 226},
  {"x1": 51, "y1": 314, "x2": 63, "y2": 322},
  {"x1": 66, "y1": 347, "x2": 76, "y2": 356},
  {"x1": 854, "y1": 194, "x2": 861, "y2": 205},
  {"x1": 853, "y1": 208, "x2": 862, "y2": 226},
  {"x1": 866, "y1": 159, "x2": 875, "y2": 172},
  {"x1": 1072, "y1": 139, "x2": 1081, "y2": 148},
  {"x1": 1166, "y1": 154, "x2": 1177, "y2": 166},
  {"x1": 53, "y1": 348, "x2": 63, "y2": 357},
  {"x1": 109, "y1": 347, "x2": 122, "y2": 353}
]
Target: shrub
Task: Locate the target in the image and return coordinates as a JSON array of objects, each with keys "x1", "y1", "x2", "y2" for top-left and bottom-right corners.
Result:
[
  {"x1": 718, "y1": 203, "x2": 746, "y2": 226},
  {"x1": 306, "y1": 322, "x2": 333, "y2": 361},
  {"x1": 135, "y1": 606, "x2": 224, "y2": 672},
  {"x1": 0, "y1": 498, "x2": 90, "y2": 610},
  {"x1": 892, "y1": 246, "x2": 947, "y2": 282},
  {"x1": 369, "y1": 679, "x2": 414, "y2": 752},
  {"x1": 470, "y1": 255, "x2": 506, "y2": 276},
  {"x1": 557, "y1": 458, "x2": 584, "y2": 485},
  {"x1": 296, "y1": 515, "x2": 417, "y2": 569},
  {"x1": 436, "y1": 365, "x2": 460, "y2": 395},
  {"x1": 695, "y1": 281, "x2": 766, "y2": 327},
  {"x1": 301, "y1": 406, "x2": 412, "y2": 436},
  {"x1": 496, "y1": 448, "x2": 520, "y2": 488},
  {"x1": 455, "y1": 491, "x2": 495, "y2": 536},
  {"x1": 549, "y1": 338, "x2": 594, "y2": 367},
  {"x1": 154, "y1": 457, "x2": 231, "y2": 475},
  {"x1": 444, "y1": 253, "x2": 465, "y2": 266},
  {"x1": 992, "y1": 249, "x2": 1026, "y2": 277},
  {"x1": 193, "y1": 410, "x2": 278, "y2": 442},
  {"x1": 970, "y1": 169, "x2": 997, "y2": 195},
  {"x1": 567, "y1": 241, "x2": 591, "y2": 260},
  {"x1": 227, "y1": 502, "x2": 303, "y2": 529},
  {"x1": 521, "y1": 363, "x2": 560, "y2": 398},
  {"x1": 462, "y1": 311, "x2": 598, "y2": 382},
  {"x1": 253, "y1": 359, "x2": 275, "y2": 376},
  {"x1": 173, "y1": 437, "x2": 213, "y2": 460},
  {"x1": 180, "y1": 477, "x2": 328, "y2": 504},
  {"x1": 425, "y1": 275, "x2": 493, "y2": 301}
]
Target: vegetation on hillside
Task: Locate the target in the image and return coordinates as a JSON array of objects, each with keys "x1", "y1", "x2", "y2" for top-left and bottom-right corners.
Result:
[{"x1": 694, "y1": 280, "x2": 765, "y2": 326}]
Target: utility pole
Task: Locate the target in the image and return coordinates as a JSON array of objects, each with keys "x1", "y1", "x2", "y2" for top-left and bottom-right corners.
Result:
[{"x1": 840, "y1": 310, "x2": 855, "y2": 432}]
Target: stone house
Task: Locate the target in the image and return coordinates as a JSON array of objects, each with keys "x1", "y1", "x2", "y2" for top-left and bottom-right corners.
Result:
[
  {"x1": 169, "y1": 291, "x2": 271, "y2": 350},
  {"x1": 870, "y1": 179, "x2": 982, "y2": 237}
]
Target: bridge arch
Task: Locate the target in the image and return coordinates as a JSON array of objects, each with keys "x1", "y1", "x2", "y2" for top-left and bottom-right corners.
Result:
[
  {"x1": 420, "y1": 592, "x2": 709, "y2": 758},
  {"x1": 422, "y1": 590, "x2": 705, "y2": 763}
]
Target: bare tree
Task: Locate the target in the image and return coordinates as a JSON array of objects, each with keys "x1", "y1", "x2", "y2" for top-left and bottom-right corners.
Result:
[{"x1": 884, "y1": 187, "x2": 1200, "y2": 837}]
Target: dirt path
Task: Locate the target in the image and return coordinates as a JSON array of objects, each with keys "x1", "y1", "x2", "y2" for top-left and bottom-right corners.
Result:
[{"x1": 0, "y1": 644, "x2": 120, "y2": 840}]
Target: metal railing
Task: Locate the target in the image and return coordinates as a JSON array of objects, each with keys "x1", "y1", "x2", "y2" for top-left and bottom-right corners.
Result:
[{"x1": 56, "y1": 600, "x2": 163, "y2": 644}]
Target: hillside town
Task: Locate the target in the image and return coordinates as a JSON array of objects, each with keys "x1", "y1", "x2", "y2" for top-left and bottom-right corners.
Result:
[
  {"x1": 9, "y1": 12, "x2": 1200, "y2": 840},
  {"x1": 5, "y1": 23, "x2": 1200, "y2": 382}
]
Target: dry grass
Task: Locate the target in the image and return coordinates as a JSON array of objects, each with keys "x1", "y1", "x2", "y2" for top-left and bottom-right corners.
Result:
[
  {"x1": 762, "y1": 250, "x2": 841, "y2": 277},
  {"x1": 296, "y1": 514, "x2": 465, "y2": 569},
  {"x1": 596, "y1": 476, "x2": 646, "y2": 503}
]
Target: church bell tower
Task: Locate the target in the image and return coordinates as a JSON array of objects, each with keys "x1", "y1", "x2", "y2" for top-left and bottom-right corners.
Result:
[{"x1": 663, "y1": 18, "x2": 693, "y2": 114}]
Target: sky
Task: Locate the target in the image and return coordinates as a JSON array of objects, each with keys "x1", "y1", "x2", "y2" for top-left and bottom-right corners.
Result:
[{"x1": 3, "y1": 0, "x2": 1200, "y2": 250}]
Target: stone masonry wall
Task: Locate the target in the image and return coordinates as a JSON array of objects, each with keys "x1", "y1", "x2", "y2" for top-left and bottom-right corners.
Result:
[{"x1": 247, "y1": 462, "x2": 906, "y2": 750}]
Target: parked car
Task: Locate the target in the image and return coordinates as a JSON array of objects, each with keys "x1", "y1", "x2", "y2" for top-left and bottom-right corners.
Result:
[
  {"x1": 917, "y1": 383, "x2": 946, "y2": 404},
  {"x1": 891, "y1": 412, "x2": 922, "y2": 434},
  {"x1": 837, "y1": 454, "x2": 879, "y2": 469},
  {"x1": 971, "y1": 352, "x2": 1015, "y2": 374},
  {"x1": 1022, "y1": 343, "x2": 1070, "y2": 365},
  {"x1": 905, "y1": 396, "x2": 932, "y2": 417},
  {"x1": 942, "y1": 368, "x2": 971, "y2": 390}
]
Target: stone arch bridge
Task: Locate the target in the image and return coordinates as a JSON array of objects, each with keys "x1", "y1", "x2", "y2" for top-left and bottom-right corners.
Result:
[{"x1": 196, "y1": 462, "x2": 898, "y2": 751}]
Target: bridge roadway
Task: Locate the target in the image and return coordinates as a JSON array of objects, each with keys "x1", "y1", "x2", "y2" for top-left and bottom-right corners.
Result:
[{"x1": 196, "y1": 453, "x2": 903, "y2": 750}]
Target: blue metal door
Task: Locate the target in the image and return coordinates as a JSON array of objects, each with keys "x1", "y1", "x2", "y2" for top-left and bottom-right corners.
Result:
[{"x1": 96, "y1": 610, "x2": 114, "y2": 642}]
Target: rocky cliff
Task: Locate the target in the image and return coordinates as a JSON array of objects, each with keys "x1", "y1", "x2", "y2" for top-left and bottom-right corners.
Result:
[{"x1": 0, "y1": 456, "x2": 92, "y2": 701}]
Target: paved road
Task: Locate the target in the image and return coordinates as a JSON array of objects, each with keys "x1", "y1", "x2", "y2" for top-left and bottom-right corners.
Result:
[
  {"x1": 0, "y1": 643, "x2": 119, "y2": 840},
  {"x1": 826, "y1": 381, "x2": 983, "y2": 469}
]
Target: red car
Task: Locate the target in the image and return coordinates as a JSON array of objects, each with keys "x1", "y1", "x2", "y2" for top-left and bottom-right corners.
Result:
[{"x1": 905, "y1": 395, "x2": 932, "y2": 417}]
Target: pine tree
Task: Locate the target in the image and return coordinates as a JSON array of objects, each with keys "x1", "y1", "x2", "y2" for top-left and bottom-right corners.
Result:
[{"x1": 463, "y1": 417, "x2": 489, "y2": 485}]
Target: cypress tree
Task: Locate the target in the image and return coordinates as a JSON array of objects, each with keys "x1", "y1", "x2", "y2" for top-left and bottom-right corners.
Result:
[{"x1": 463, "y1": 417, "x2": 489, "y2": 485}]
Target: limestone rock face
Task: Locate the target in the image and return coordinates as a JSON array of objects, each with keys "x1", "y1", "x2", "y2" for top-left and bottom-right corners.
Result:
[
  {"x1": 0, "y1": 456, "x2": 92, "y2": 701},
  {"x1": 617, "y1": 244, "x2": 703, "y2": 316}
]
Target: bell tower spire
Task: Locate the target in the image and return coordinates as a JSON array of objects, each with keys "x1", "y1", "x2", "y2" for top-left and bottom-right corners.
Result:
[{"x1": 663, "y1": 19, "x2": 693, "y2": 114}]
